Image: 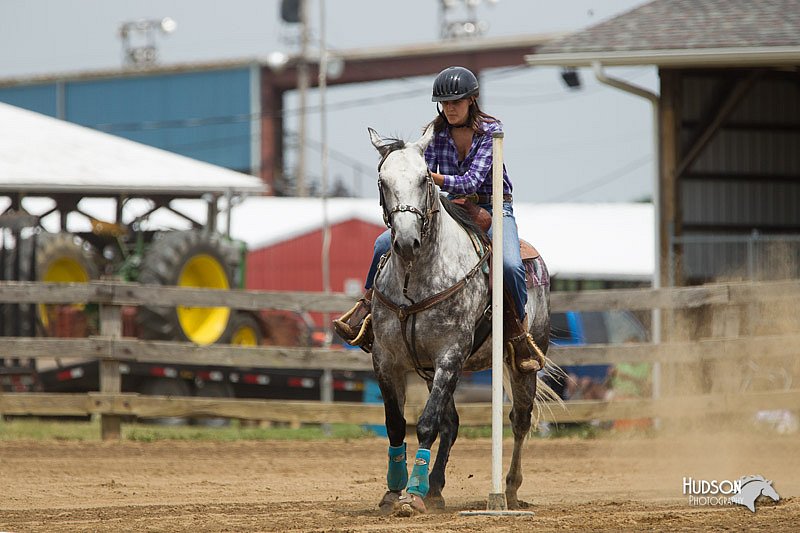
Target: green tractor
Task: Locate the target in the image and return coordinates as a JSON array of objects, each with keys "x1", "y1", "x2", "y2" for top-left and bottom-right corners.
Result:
[
  {"x1": 4, "y1": 199, "x2": 248, "y2": 346},
  {"x1": 0, "y1": 181, "x2": 265, "y2": 411}
]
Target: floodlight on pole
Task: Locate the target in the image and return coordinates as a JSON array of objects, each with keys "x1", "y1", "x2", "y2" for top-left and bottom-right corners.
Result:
[
  {"x1": 119, "y1": 17, "x2": 177, "y2": 67},
  {"x1": 265, "y1": 51, "x2": 290, "y2": 73},
  {"x1": 438, "y1": 0, "x2": 496, "y2": 40}
]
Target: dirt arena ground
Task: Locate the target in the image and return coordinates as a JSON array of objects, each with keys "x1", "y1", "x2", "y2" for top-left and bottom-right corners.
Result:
[{"x1": 1, "y1": 429, "x2": 798, "y2": 532}]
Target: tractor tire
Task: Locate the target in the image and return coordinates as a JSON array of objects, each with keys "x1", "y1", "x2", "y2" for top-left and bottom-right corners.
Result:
[
  {"x1": 35, "y1": 232, "x2": 101, "y2": 336},
  {"x1": 227, "y1": 311, "x2": 264, "y2": 346},
  {"x1": 137, "y1": 231, "x2": 233, "y2": 345}
]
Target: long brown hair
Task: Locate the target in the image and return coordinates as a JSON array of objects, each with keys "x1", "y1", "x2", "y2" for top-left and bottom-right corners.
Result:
[{"x1": 432, "y1": 96, "x2": 498, "y2": 134}]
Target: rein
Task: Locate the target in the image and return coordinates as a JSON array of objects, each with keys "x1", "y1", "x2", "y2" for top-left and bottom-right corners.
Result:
[{"x1": 373, "y1": 248, "x2": 490, "y2": 382}]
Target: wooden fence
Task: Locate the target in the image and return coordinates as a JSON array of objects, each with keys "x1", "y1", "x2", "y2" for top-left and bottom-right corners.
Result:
[{"x1": 0, "y1": 279, "x2": 799, "y2": 439}]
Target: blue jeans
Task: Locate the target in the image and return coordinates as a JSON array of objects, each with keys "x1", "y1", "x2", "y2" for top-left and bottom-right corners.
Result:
[{"x1": 364, "y1": 201, "x2": 527, "y2": 319}]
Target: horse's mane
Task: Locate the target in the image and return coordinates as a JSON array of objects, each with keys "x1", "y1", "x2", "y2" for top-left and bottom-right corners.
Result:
[
  {"x1": 740, "y1": 475, "x2": 768, "y2": 486},
  {"x1": 375, "y1": 137, "x2": 407, "y2": 163},
  {"x1": 439, "y1": 195, "x2": 485, "y2": 237}
]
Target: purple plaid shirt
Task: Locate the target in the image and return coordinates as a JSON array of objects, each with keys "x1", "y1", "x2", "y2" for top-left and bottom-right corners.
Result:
[{"x1": 424, "y1": 119, "x2": 512, "y2": 197}]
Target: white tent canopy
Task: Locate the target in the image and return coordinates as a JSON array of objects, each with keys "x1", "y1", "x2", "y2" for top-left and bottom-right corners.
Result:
[{"x1": 0, "y1": 102, "x2": 265, "y2": 197}]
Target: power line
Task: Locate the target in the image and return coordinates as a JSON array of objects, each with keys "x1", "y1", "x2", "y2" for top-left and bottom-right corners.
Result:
[
  {"x1": 92, "y1": 85, "x2": 429, "y2": 134},
  {"x1": 89, "y1": 67, "x2": 584, "y2": 134},
  {"x1": 545, "y1": 155, "x2": 652, "y2": 202}
]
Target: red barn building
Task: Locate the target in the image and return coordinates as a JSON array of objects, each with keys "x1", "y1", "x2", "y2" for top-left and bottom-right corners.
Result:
[
  {"x1": 230, "y1": 198, "x2": 385, "y2": 330},
  {"x1": 246, "y1": 217, "x2": 384, "y2": 295}
]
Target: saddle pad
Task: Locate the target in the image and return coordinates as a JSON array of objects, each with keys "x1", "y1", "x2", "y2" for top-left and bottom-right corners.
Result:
[{"x1": 525, "y1": 255, "x2": 549, "y2": 289}]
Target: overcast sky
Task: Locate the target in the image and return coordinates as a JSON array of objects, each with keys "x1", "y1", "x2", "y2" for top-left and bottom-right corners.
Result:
[{"x1": 0, "y1": 0, "x2": 657, "y2": 203}]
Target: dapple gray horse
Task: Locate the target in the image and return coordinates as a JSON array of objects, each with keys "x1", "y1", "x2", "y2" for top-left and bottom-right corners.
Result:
[{"x1": 368, "y1": 125, "x2": 551, "y2": 514}]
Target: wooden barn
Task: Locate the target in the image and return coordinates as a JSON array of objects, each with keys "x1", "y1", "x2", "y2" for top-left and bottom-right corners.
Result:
[{"x1": 527, "y1": 0, "x2": 800, "y2": 286}]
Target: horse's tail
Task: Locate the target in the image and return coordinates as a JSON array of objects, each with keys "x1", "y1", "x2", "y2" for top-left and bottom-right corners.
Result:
[
  {"x1": 501, "y1": 356, "x2": 567, "y2": 431},
  {"x1": 533, "y1": 358, "x2": 567, "y2": 426}
]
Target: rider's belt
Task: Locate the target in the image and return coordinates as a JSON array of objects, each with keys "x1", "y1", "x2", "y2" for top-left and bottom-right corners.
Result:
[{"x1": 474, "y1": 193, "x2": 512, "y2": 204}]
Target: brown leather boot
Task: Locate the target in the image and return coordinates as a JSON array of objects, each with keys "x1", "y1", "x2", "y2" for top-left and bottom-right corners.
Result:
[
  {"x1": 505, "y1": 314, "x2": 545, "y2": 374},
  {"x1": 332, "y1": 289, "x2": 373, "y2": 352}
]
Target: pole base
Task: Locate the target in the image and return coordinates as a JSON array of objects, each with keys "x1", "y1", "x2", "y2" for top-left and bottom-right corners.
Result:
[
  {"x1": 487, "y1": 492, "x2": 507, "y2": 510},
  {"x1": 458, "y1": 493, "x2": 535, "y2": 517}
]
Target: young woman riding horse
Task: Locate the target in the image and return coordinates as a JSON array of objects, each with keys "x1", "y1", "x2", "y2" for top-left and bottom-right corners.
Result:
[
  {"x1": 332, "y1": 66, "x2": 551, "y2": 515},
  {"x1": 334, "y1": 65, "x2": 542, "y2": 373}
]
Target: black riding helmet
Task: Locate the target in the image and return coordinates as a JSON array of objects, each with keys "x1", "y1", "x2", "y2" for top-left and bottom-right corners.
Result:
[{"x1": 431, "y1": 66, "x2": 479, "y2": 102}]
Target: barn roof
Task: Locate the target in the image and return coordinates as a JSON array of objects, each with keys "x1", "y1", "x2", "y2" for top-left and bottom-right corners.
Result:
[
  {"x1": 0, "y1": 102, "x2": 266, "y2": 197},
  {"x1": 527, "y1": 0, "x2": 800, "y2": 67}
]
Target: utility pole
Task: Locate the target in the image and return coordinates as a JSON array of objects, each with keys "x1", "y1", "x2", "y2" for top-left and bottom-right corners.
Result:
[
  {"x1": 296, "y1": 0, "x2": 309, "y2": 197},
  {"x1": 319, "y1": 0, "x2": 330, "y2": 306}
]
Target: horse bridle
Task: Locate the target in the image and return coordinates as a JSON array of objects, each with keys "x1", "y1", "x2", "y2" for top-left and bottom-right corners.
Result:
[{"x1": 377, "y1": 152, "x2": 439, "y2": 240}]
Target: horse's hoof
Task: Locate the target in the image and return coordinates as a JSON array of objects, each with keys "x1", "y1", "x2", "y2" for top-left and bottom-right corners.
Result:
[
  {"x1": 378, "y1": 490, "x2": 402, "y2": 515},
  {"x1": 425, "y1": 493, "x2": 446, "y2": 509},
  {"x1": 393, "y1": 492, "x2": 427, "y2": 516},
  {"x1": 507, "y1": 497, "x2": 531, "y2": 510}
]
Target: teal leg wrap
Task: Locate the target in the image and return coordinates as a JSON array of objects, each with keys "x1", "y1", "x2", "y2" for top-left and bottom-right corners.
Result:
[
  {"x1": 387, "y1": 443, "x2": 408, "y2": 491},
  {"x1": 406, "y1": 448, "x2": 431, "y2": 498}
]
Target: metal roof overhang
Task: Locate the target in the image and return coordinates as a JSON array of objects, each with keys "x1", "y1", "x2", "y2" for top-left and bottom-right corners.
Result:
[
  {"x1": 0, "y1": 101, "x2": 267, "y2": 199},
  {"x1": 0, "y1": 184, "x2": 264, "y2": 198},
  {"x1": 525, "y1": 46, "x2": 800, "y2": 68}
]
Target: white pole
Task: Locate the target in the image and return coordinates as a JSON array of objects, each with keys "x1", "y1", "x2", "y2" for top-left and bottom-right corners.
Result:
[
  {"x1": 591, "y1": 62, "x2": 662, "y2": 419},
  {"x1": 459, "y1": 125, "x2": 538, "y2": 517},
  {"x1": 319, "y1": 0, "x2": 331, "y2": 315},
  {"x1": 319, "y1": 0, "x2": 333, "y2": 435},
  {"x1": 489, "y1": 131, "x2": 507, "y2": 510}
]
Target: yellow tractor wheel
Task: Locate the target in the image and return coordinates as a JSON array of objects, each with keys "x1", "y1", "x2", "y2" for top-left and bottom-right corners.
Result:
[
  {"x1": 36, "y1": 232, "x2": 100, "y2": 333},
  {"x1": 137, "y1": 231, "x2": 233, "y2": 345},
  {"x1": 228, "y1": 312, "x2": 264, "y2": 346}
]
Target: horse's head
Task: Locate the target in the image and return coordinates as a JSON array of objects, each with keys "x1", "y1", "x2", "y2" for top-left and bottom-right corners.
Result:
[
  {"x1": 369, "y1": 125, "x2": 436, "y2": 264},
  {"x1": 760, "y1": 480, "x2": 780, "y2": 501}
]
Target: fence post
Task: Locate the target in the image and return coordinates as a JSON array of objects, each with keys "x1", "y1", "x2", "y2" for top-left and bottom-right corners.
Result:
[
  {"x1": 99, "y1": 304, "x2": 122, "y2": 440},
  {"x1": 320, "y1": 368, "x2": 333, "y2": 435}
]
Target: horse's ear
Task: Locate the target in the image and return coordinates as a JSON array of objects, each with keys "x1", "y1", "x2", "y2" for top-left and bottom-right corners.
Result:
[
  {"x1": 368, "y1": 127, "x2": 392, "y2": 158},
  {"x1": 413, "y1": 122, "x2": 434, "y2": 153}
]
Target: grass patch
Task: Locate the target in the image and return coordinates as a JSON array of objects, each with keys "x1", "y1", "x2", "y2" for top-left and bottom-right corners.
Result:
[
  {"x1": 124, "y1": 422, "x2": 375, "y2": 442},
  {"x1": 0, "y1": 418, "x2": 98, "y2": 441},
  {"x1": 0, "y1": 417, "x2": 378, "y2": 442}
]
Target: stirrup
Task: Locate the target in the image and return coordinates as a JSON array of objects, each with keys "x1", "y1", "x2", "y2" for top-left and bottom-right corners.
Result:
[
  {"x1": 507, "y1": 333, "x2": 545, "y2": 374},
  {"x1": 333, "y1": 301, "x2": 361, "y2": 335},
  {"x1": 348, "y1": 314, "x2": 373, "y2": 353}
]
